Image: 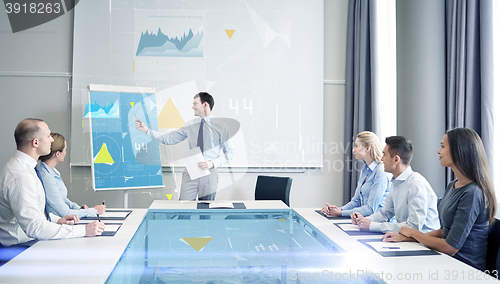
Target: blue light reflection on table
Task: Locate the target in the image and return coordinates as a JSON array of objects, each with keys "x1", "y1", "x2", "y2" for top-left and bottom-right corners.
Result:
[{"x1": 105, "y1": 209, "x2": 385, "y2": 284}]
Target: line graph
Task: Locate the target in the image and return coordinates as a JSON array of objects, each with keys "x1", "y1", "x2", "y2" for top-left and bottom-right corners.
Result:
[
  {"x1": 135, "y1": 27, "x2": 204, "y2": 57},
  {"x1": 84, "y1": 100, "x2": 120, "y2": 118}
]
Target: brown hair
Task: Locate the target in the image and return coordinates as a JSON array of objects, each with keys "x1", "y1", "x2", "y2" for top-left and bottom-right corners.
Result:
[{"x1": 39, "y1": 133, "x2": 65, "y2": 161}]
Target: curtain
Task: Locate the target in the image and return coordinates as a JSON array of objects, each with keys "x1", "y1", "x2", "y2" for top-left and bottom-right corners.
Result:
[
  {"x1": 343, "y1": 0, "x2": 379, "y2": 204},
  {"x1": 445, "y1": 0, "x2": 494, "y2": 184}
]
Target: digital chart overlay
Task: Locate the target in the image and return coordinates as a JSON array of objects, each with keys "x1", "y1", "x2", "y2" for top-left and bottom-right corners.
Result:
[
  {"x1": 134, "y1": 10, "x2": 205, "y2": 58},
  {"x1": 71, "y1": 0, "x2": 324, "y2": 168},
  {"x1": 136, "y1": 27, "x2": 204, "y2": 57},
  {"x1": 88, "y1": 85, "x2": 164, "y2": 190}
]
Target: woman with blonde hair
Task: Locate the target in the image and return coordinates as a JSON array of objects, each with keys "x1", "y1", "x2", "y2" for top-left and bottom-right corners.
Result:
[
  {"x1": 383, "y1": 128, "x2": 496, "y2": 271},
  {"x1": 39, "y1": 133, "x2": 106, "y2": 218},
  {"x1": 322, "y1": 131, "x2": 390, "y2": 217}
]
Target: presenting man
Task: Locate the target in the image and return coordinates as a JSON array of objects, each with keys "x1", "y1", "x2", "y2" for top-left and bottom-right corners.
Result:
[
  {"x1": 136, "y1": 92, "x2": 234, "y2": 200},
  {"x1": 351, "y1": 136, "x2": 440, "y2": 233},
  {"x1": 0, "y1": 118, "x2": 104, "y2": 247}
]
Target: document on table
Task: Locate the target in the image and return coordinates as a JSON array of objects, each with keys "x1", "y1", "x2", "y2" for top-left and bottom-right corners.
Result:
[
  {"x1": 103, "y1": 224, "x2": 121, "y2": 233},
  {"x1": 209, "y1": 203, "x2": 234, "y2": 209},
  {"x1": 366, "y1": 241, "x2": 431, "y2": 252},
  {"x1": 74, "y1": 223, "x2": 121, "y2": 236},
  {"x1": 99, "y1": 211, "x2": 130, "y2": 218},
  {"x1": 337, "y1": 223, "x2": 361, "y2": 231},
  {"x1": 182, "y1": 147, "x2": 210, "y2": 180},
  {"x1": 77, "y1": 218, "x2": 124, "y2": 224},
  {"x1": 315, "y1": 210, "x2": 351, "y2": 220},
  {"x1": 334, "y1": 223, "x2": 384, "y2": 236},
  {"x1": 76, "y1": 219, "x2": 93, "y2": 224},
  {"x1": 358, "y1": 238, "x2": 439, "y2": 257},
  {"x1": 79, "y1": 210, "x2": 132, "y2": 221}
]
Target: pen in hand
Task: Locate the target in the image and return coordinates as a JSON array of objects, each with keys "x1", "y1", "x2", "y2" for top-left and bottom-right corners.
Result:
[
  {"x1": 353, "y1": 212, "x2": 360, "y2": 225},
  {"x1": 329, "y1": 205, "x2": 336, "y2": 214},
  {"x1": 97, "y1": 213, "x2": 101, "y2": 222}
]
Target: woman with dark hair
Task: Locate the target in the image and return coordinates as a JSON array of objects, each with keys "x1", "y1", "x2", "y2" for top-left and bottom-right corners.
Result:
[
  {"x1": 39, "y1": 133, "x2": 106, "y2": 218},
  {"x1": 383, "y1": 128, "x2": 496, "y2": 271}
]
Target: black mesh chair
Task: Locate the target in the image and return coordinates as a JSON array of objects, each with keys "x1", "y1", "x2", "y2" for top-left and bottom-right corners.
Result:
[
  {"x1": 254, "y1": 175, "x2": 292, "y2": 207},
  {"x1": 486, "y1": 218, "x2": 500, "y2": 274}
]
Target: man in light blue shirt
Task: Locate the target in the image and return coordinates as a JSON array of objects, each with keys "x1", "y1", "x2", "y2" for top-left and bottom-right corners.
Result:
[
  {"x1": 352, "y1": 136, "x2": 440, "y2": 233},
  {"x1": 136, "y1": 92, "x2": 234, "y2": 200}
]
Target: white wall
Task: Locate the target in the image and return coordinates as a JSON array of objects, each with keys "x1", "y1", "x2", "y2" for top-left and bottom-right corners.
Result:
[{"x1": 396, "y1": 0, "x2": 446, "y2": 196}]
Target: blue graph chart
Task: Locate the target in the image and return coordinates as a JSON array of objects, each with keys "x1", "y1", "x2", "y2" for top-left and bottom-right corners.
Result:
[
  {"x1": 88, "y1": 89, "x2": 164, "y2": 190},
  {"x1": 84, "y1": 100, "x2": 120, "y2": 118},
  {"x1": 135, "y1": 27, "x2": 204, "y2": 57}
]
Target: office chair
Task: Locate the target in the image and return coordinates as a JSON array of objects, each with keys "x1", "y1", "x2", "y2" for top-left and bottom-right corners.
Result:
[
  {"x1": 254, "y1": 175, "x2": 292, "y2": 207},
  {"x1": 224, "y1": 176, "x2": 292, "y2": 220},
  {"x1": 486, "y1": 218, "x2": 500, "y2": 274}
]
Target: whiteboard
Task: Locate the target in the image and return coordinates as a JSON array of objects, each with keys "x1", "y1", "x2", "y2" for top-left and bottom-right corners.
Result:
[{"x1": 71, "y1": 0, "x2": 324, "y2": 168}]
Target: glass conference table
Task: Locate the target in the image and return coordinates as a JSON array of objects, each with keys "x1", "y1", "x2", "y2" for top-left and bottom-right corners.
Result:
[
  {"x1": 105, "y1": 203, "x2": 382, "y2": 284},
  {"x1": 2, "y1": 201, "x2": 491, "y2": 284}
]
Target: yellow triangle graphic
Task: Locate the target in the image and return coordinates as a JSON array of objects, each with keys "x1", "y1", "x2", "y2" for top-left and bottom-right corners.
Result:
[
  {"x1": 158, "y1": 97, "x2": 185, "y2": 129},
  {"x1": 166, "y1": 194, "x2": 172, "y2": 200},
  {"x1": 130, "y1": 102, "x2": 135, "y2": 107},
  {"x1": 225, "y1": 29, "x2": 236, "y2": 39},
  {"x1": 278, "y1": 218, "x2": 287, "y2": 221},
  {"x1": 95, "y1": 143, "x2": 114, "y2": 164},
  {"x1": 182, "y1": 237, "x2": 213, "y2": 252}
]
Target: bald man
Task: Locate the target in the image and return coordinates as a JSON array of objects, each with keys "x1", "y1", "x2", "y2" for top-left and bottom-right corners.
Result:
[{"x1": 0, "y1": 118, "x2": 104, "y2": 247}]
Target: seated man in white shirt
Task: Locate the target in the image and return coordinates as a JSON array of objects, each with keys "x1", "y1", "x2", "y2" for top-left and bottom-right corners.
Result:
[
  {"x1": 0, "y1": 118, "x2": 105, "y2": 247},
  {"x1": 351, "y1": 136, "x2": 440, "y2": 233}
]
